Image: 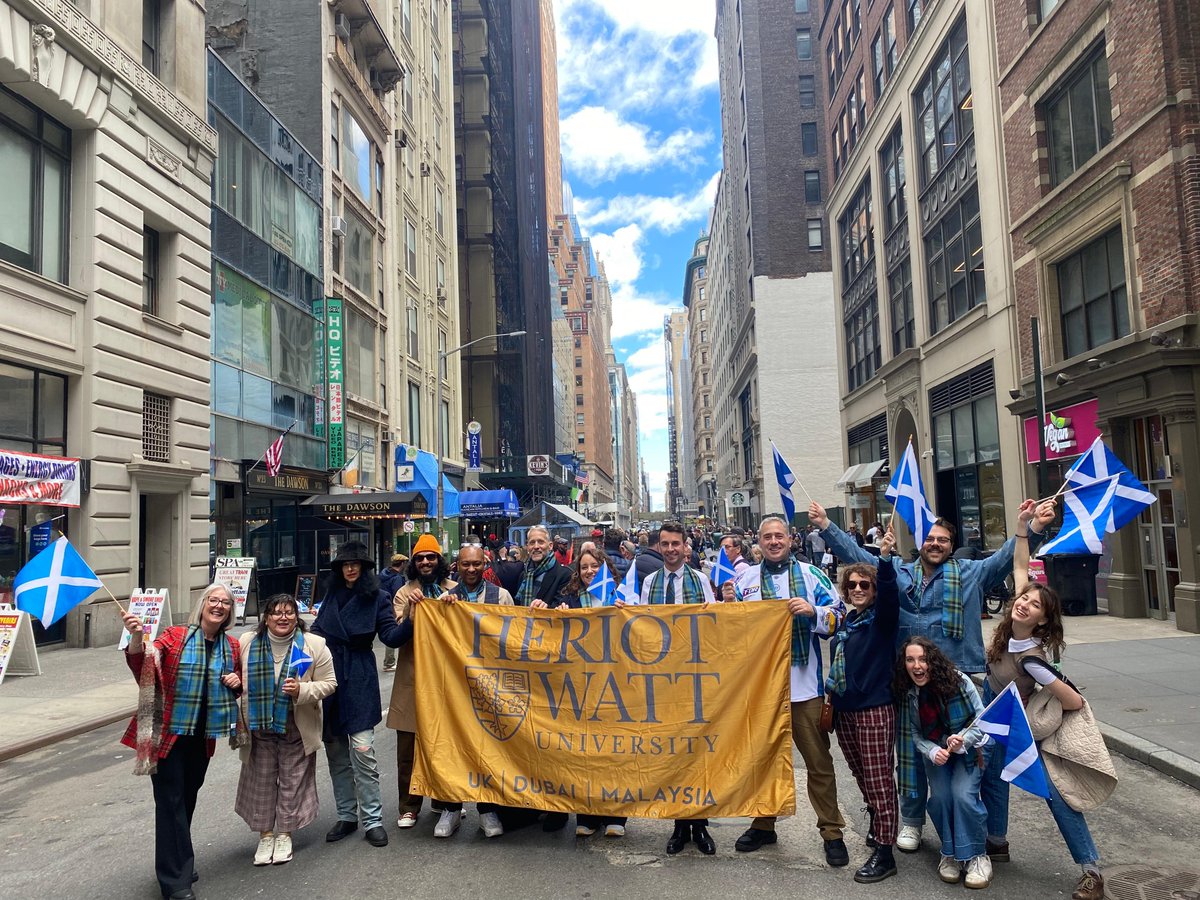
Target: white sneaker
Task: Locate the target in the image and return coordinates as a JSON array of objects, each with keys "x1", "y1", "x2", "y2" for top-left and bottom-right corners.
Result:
[
  {"x1": 479, "y1": 812, "x2": 504, "y2": 838},
  {"x1": 939, "y1": 855, "x2": 963, "y2": 884},
  {"x1": 433, "y1": 809, "x2": 463, "y2": 838},
  {"x1": 397, "y1": 811, "x2": 418, "y2": 829},
  {"x1": 965, "y1": 854, "x2": 993, "y2": 889},
  {"x1": 576, "y1": 824, "x2": 597, "y2": 837},
  {"x1": 897, "y1": 824, "x2": 922, "y2": 852},
  {"x1": 271, "y1": 832, "x2": 292, "y2": 865},
  {"x1": 605, "y1": 824, "x2": 626, "y2": 838},
  {"x1": 253, "y1": 833, "x2": 274, "y2": 866}
]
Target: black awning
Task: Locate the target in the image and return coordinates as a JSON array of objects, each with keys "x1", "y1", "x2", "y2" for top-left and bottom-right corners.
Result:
[{"x1": 301, "y1": 491, "x2": 429, "y2": 519}]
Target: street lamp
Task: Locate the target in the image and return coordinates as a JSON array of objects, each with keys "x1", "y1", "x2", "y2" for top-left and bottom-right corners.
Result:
[{"x1": 436, "y1": 330, "x2": 526, "y2": 543}]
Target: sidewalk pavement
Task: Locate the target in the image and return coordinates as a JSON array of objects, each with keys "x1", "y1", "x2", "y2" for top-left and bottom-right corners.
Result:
[{"x1": 3, "y1": 615, "x2": 1198, "y2": 791}]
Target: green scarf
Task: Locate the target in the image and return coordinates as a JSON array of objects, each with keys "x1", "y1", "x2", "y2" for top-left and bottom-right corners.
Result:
[
  {"x1": 646, "y1": 567, "x2": 705, "y2": 604},
  {"x1": 914, "y1": 559, "x2": 964, "y2": 640},
  {"x1": 825, "y1": 607, "x2": 876, "y2": 696},
  {"x1": 896, "y1": 673, "x2": 980, "y2": 797},
  {"x1": 760, "y1": 560, "x2": 816, "y2": 667},
  {"x1": 516, "y1": 554, "x2": 555, "y2": 605},
  {"x1": 167, "y1": 626, "x2": 237, "y2": 738},
  {"x1": 246, "y1": 631, "x2": 303, "y2": 734}
]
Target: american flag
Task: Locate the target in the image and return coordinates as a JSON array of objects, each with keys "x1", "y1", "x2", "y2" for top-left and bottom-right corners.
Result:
[{"x1": 264, "y1": 432, "x2": 286, "y2": 476}]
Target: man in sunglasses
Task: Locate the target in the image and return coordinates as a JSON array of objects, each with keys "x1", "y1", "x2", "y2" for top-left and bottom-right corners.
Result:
[{"x1": 807, "y1": 498, "x2": 1047, "y2": 855}]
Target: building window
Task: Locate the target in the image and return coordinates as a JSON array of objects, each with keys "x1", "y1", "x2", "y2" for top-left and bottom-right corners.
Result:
[
  {"x1": 405, "y1": 218, "x2": 418, "y2": 276},
  {"x1": 807, "y1": 218, "x2": 823, "y2": 250},
  {"x1": 844, "y1": 293, "x2": 881, "y2": 391},
  {"x1": 345, "y1": 309, "x2": 377, "y2": 403},
  {"x1": 438, "y1": 329, "x2": 447, "y2": 379},
  {"x1": 796, "y1": 29, "x2": 812, "y2": 60},
  {"x1": 799, "y1": 75, "x2": 815, "y2": 108},
  {"x1": 801, "y1": 122, "x2": 817, "y2": 155},
  {"x1": 883, "y1": 8, "x2": 896, "y2": 81},
  {"x1": 872, "y1": 33, "x2": 884, "y2": 100},
  {"x1": 341, "y1": 107, "x2": 375, "y2": 204},
  {"x1": 795, "y1": 0, "x2": 809, "y2": 10},
  {"x1": 403, "y1": 73, "x2": 414, "y2": 120},
  {"x1": 407, "y1": 301, "x2": 419, "y2": 358},
  {"x1": 805, "y1": 170, "x2": 821, "y2": 204},
  {"x1": 889, "y1": 258, "x2": 915, "y2": 354},
  {"x1": 575, "y1": 375, "x2": 583, "y2": 386},
  {"x1": 881, "y1": 122, "x2": 906, "y2": 232},
  {"x1": 431, "y1": 46, "x2": 442, "y2": 96},
  {"x1": 1040, "y1": 0, "x2": 1060, "y2": 20},
  {"x1": 407, "y1": 381, "x2": 421, "y2": 445},
  {"x1": 839, "y1": 177, "x2": 873, "y2": 285},
  {"x1": 907, "y1": 0, "x2": 921, "y2": 35},
  {"x1": 1056, "y1": 226, "x2": 1129, "y2": 359},
  {"x1": 436, "y1": 256, "x2": 446, "y2": 292},
  {"x1": 576, "y1": 394, "x2": 584, "y2": 407},
  {"x1": 344, "y1": 210, "x2": 374, "y2": 297},
  {"x1": 142, "y1": 227, "x2": 160, "y2": 315},
  {"x1": 0, "y1": 362, "x2": 67, "y2": 456},
  {"x1": 434, "y1": 186, "x2": 445, "y2": 236},
  {"x1": 142, "y1": 392, "x2": 170, "y2": 462},
  {"x1": 925, "y1": 186, "x2": 984, "y2": 333},
  {"x1": 914, "y1": 15, "x2": 971, "y2": 185},
  {"x1": 576, "y1": 413, "x2": 585, "y2": 427},
  {"x1": 142, "y1": 0, "x2": 160, "y2": 75},
  {"x1": 1045, "y1": 44, "x2": 1112, "y2": 186},
  {"x1": 574, "y1": 356, "x2": 582, "y2": 368},
  {"x1": 0, "y1": 87, "x2": 70, "y2": 283}
]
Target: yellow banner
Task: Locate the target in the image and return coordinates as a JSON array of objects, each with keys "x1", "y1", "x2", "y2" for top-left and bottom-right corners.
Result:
[{"x1": 411, "y1": 601, "x2": 796, "y2": 819}]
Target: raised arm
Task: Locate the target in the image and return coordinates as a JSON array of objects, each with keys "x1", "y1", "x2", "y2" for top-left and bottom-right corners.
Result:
[{"x1": 809, "y1": 501, "x2": 880, "y2": 566}]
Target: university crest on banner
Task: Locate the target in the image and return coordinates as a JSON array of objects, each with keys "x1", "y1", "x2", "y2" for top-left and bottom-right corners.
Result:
[{"x1": 467, "y1": 667, "x2": 530, "y2": 741}]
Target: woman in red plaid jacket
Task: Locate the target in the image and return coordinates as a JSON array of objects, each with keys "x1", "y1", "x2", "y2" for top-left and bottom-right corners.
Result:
[{"x1": 120, "y1": 583, "x2": 244, "y2": 900}]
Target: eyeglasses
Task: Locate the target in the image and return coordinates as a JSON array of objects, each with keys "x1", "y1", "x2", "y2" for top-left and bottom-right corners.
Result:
[
  {"x1": 208, "y1": 598, "x2": 234, "y2": 608},
  {"x1": 844, "y1": 579, "x2": 875, "y2": 590},
  {"x1": 414, "y1": 553, "x2": 439, "y2": 563},
  {"x1": 268, "y1": 609, "x2": 297, "y2": 618},
  {"x1": 924, "y1": 537, "x2": 953, "y2": 546}
]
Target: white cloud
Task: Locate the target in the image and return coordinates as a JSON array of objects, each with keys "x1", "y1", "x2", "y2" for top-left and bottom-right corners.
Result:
[
  {"x1": 576, "y1": 171, "x2": 719, "y2": 235},
  {"x1": 559, "y1": 107, "x2": 709, "y2": 182},
  {"x1": 560, "y1": 0, "x2": 715, "y2": 37},
  {"x1": 590, "y1": 224, "x2": 644, "y2": 286},
  {"x1": 609, "y1": 283, "x2": 678, "y2": 339},
  {"x1": 624, "y1": 342, "x2": 664, "y2": 373}
]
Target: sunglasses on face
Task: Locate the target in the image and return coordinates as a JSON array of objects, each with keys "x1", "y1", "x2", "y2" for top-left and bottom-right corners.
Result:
[
  {"x1": 414, "y1": 553, "x2": 439, "y2": 563},
  {"x1": 845, "y1": 579, "x2": 875, "y2": 590}
]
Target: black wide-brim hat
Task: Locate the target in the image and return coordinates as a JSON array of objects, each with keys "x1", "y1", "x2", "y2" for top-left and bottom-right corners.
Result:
[{"x1": 331, "y1": 540, "x2": 375, "y2": 568}]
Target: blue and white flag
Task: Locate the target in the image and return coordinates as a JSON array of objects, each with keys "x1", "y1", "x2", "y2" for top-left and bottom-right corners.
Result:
[
  {"x1": 288, "y1": 641, "x2": 314, "y2": 679},
  {"x1": 1064, "y1": 438, "x2": 1155, "y2": 532},
  {"x1": 13, "y1": 536, "x2": 104, "y2": 629},
  {"x1": 587, "y1": 561, "x2": 617, "y2": 606},
  {"x1": 975, "y1": 682, "x2": 1051, "y2": 798},
  {"x1": 1037, "y1": 476, "x2": 1120, "y2": 557},
  {"x1": 772, "y1": 441, "x2": 797, "y2": 524},
  {"x1": 712, "y1": 546, "x2": 738, "y2": 587},
  {"x1": 616, "y1": 558, "x2": 639, "y2": 605},
  {"x1": 885, "y1": 439, "x2": 938, "y2": 546}
]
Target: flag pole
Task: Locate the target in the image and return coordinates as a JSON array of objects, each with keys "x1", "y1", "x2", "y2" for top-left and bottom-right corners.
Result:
[
  {"x1": 98, "y1": 581, "x2": 127, "y2": 616},
  {"x1": 1035, "y1": 472, "x2": 1120, "y2": 505},
  {"x1": 246, "y1": 419, "x2": 298, "y2": 475},
  {"x1": 770, "y1": 438, "x2": 814, "y2": 503}
]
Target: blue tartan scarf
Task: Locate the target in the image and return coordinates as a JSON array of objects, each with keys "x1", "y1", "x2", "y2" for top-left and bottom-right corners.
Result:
[
  {"x1": 914, "y1": 559, "x2": 964, "y2": 640},
  {"x1": 517, "y1": 554, "x2": 555, "y2": 605},
  {"x1": 896, "y1": 673, "x2": 980, "y2": 797},
  {"x1": 167, "y1": 626, "x2": 237, "y2": 738},
  {"x1": 246, "y1": 631, "x2": 304, "y2": 734},
  {"x1": 759, "y1": 560, "x2": 816, "y2": 667},
  {"x1": 825, "y1": 607, "x2": 876, "y2": 696},
  {"x1": 646, "y1": 566, "x2": 705, "y2": 604}
]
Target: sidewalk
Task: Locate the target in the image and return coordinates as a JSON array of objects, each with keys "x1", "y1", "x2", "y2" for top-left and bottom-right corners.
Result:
[{"x1": 3, "y1": 616, "x2": 1199, "y2": 790}]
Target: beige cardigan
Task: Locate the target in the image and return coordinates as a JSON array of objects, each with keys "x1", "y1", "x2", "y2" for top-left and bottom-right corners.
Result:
[{"x1": 238, "y1": 630, "x2": 337, "y2": 758}]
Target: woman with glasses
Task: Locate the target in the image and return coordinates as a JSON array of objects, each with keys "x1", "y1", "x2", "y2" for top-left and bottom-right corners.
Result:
[
  {"x1": 825, "y1": 526, "x2": 901, "y2": 884},
  {"x1": 119, "y1": 584, "x2": 245, "y2": 900},
  {"x1": 234, "y1": 593, "x2": 336, "y2": 866}
]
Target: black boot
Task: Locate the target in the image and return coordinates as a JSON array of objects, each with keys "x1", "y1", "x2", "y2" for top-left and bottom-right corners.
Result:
[
  {"x1": 665, "y1": 822, "x2": 691, "y2": 855},
  {"x1": 854, "y1": 844, "x2": 898, "y2": 884},
  {"x1": 865, "y1": 807, "x2": 877, "y2": 848},
  {"x1": 692, "y1": 823, "x2": 716, "y2": 855}
]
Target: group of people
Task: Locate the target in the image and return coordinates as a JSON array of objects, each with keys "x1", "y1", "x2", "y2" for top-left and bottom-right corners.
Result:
[{"x1": 120, "y1": 499, "x2": 1106, "y2": 900}]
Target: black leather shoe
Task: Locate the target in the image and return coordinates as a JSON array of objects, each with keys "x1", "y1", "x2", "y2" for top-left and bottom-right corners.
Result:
[
  {"x1": 365, "y1": 826, "x2": 388, "y2": 847},
  {"x1": 854, "y1": 845, "x2": 897, "y2": 883},
  {"x1": 825, "y1": 837, "x2": 850, "y2": 867},
  {"x1": 191, "y1": 872, "x2": 199, "y2": 884},
  {"x1": 865, "y1": 807, "x2": 878, "y2": 848},
  {"x1": 986, "y1": 838, "x2": 1010, "y2": 862},
  {"x1": 325, "y1": 820, "x2": 358, "y2": 842},
  {"x1": 541, "y1": 812, "x2": 569, "y2": 832},
  {"x1": 692, "y1": 824, "x2": 716, "y2": 855},
  {"x1": 734, "y1": 827, "x2": 778, "y2": 852},
  {"x1": 167, "y1": 891, "x2": 196, "y2": 900},
  {"x1": 665, "y1": 823, "x2": 691, "y2": 855}
]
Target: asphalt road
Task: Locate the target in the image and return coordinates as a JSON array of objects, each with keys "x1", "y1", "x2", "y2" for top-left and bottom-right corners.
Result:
[{"x1": 1, "y1": 721, "x2": 1194, "y2": 900}]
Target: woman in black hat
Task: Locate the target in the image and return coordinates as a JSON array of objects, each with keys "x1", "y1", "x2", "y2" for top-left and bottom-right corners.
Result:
[{"x1": 310, "y1": 540, "x2": 410, "y2": 848}]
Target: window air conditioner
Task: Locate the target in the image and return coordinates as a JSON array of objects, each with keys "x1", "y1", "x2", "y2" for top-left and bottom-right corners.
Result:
[
  {"x1": 394, "y1": 128, "x2": 409, "y2": 149},
  {"x1": 331, "y1": 215, "x2": 347, "y2": 238},
  {"x1": 335, "y1": 13, "x2": 351, "y2": 40}
]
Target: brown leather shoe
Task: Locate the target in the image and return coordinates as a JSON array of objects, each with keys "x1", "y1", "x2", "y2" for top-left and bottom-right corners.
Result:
[{"x1": 1071, "y1": 872, "x2": 1103, "y2": 900}]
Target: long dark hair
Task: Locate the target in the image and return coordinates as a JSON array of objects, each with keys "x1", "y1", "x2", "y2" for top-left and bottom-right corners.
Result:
[
  {"x1": 405, "y1": 553, "x2": 451, "y2": 585},
  {"x1": 326, "y1": 563, "x2": 381, "y2": 597},
  {"x1": 893, "y1": 636, "x2": 961, "y2": 701},
  {"x1": 255, "y1": 593, "x2": 308, "y2": 639},
  {"x1": 564, "y1": 547, "x2": 613, "y2": 597},
  {"x1": 986, "y1": 583, "x2": 1065, "y2": 664}
]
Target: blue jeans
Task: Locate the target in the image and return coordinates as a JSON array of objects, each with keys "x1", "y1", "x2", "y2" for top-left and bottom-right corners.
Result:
[
  {"x1": 325, "y1": 728, "x2": 384, "y2": 830},
  {"x1": 981, "y1": 737, "x2": 1099, "y2": 866},
  {"x1": 924, "y1": 753, "x2": 986, "y2": 861}
]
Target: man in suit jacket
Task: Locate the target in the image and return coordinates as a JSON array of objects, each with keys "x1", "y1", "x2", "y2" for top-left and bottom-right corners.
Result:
[{"x1": 517, "y1": 526, "x2": 573, "y2": 608}]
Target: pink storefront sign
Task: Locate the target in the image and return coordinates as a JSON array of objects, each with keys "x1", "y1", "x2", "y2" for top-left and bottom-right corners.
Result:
[{"x1": 1023, "y1": 399, "x2": 1102, "y2": 464}]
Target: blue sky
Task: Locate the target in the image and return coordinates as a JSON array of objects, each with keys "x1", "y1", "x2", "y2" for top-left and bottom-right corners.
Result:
[{"x1": 552, "y1": 0, "x2": 722, "y2": 508}]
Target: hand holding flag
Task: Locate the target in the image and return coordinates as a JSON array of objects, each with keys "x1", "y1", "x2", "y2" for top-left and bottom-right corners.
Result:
[
  {"x1": 712, "y1": 546, "x2": 737, "y2": 587},
  {"x1": 587, "y1": 561, "x2": 617, "y2": 606},
  {"x1": 885, "y1": 439, "x2": 938, "y2": 546},
  {"x1": 288, "y1": 642, "x2": 314, "y2": 679},
  {"x1": 974, "y1": 682, "x2": 1051, "y2": 798}
]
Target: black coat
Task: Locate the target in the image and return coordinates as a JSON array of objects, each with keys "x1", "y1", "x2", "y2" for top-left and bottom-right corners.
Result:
[
  {"x1": 492, "y1": 560, "x2": 525, "y2": 596},
  {"x1": 312, "y1": 581, "x2": 411, "y2": 738},
  {"x1": 635, "y1": 548, "x2": 665, "y2": 587},
  {"x1": 515, "y1": 560, "x2": 573, "y2": 606}
]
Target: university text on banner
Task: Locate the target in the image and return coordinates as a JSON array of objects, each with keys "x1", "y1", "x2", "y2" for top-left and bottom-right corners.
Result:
[{"x1": 410, "y1": 602, "x2": 796, "y2": 819}]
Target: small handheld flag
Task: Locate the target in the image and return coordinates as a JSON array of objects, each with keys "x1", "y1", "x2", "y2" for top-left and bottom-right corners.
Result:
[
  {"x1": 712, "y1": 546, "x2": 737, "y2": 587},
  {"x1": 772, "y1": 441, "x2": 798, "y2": 522},
  {"x1": 975, "y1": 682, "x2": 1051, "y2": 798},
  {"x1": 1037, "y1": 476, "x2": 1120, "y2": 557},
  {"x1": 885, "y1": 439, "x2": 938, "y2": 546},
  {"x1": 288, "y1": 642, "x2": 314, "y2": 679},
  {"x1": 616, "y1": 558, "x2": 639, "y2": 605},
  {"x1": 1063, "y1": 438, "x2": 1155, "y2": 531},
  {"x1": 587, "y1": 561, "x2": 616, "y2": 606},
  {"x1": 14, "y1": 536, "x2": 104, "y2": 628}
]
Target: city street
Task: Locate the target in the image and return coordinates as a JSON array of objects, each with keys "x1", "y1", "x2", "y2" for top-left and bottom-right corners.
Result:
[{"x1": 1, "y1": 714, "x2": 1195, "y2": 900}]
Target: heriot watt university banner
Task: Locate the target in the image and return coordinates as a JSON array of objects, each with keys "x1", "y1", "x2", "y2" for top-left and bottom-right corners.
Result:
[{"x1": 410, "y1": 601, "x2": 797, "y2": 819}]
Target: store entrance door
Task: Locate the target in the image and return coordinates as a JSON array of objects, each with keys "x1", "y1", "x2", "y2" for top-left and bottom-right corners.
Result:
[{"x1": 1138, "y1": 483, "x2": 1178, "y2": 621}]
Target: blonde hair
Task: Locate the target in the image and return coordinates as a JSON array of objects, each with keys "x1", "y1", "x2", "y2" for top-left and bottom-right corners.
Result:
[{"x1": 188, "y1": 582, "x2": 236, "y2": 632}]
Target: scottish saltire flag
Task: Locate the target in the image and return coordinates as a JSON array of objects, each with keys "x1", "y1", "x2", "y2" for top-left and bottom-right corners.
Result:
[
  {"x1": 616, "y1": 557, "x2": 639, "y2": 605},
  {"x1": 712, "y1": 546, "x2": 738, "y2": 587},
  {"x1": 13, "y1": 536, "x2": 104, "y2": 628},
  {"x1": 587, "y1": 561, "x2": 617, "y2": 606},
  {"x1": 975, "y1": 682, "x2": 1051, "y2": 798},
  {"x1": 885, "y1": 439, "x2": 939, "y2": 546},
  {"x1": 1064, "y1": 438, "x2": 1155, "y2": 531},
  {"x1": 772, "y1": 441, "x2": 797, "y2": 523},
  {"x1": 288, "y1": 641, "x2": 314, "y2": 679},
  {"x1": 1037, "y1": 477, "x2": 1120, "y2": 557}
]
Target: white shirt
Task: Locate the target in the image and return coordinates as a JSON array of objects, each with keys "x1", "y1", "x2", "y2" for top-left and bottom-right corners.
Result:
[{"x1": 636, "y1": 566, "x2": 716, "y2": 605}]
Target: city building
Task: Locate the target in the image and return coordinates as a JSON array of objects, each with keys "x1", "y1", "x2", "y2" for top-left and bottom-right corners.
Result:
[
  {"x1": 682, "y1": 234, "x2": 718, "y2": 518},
  {"x1": 995, "y1": 0, "x2": 1200, "y2": 631},
  {"x1": 710, "y1": 0, "x2": 844, "y2": 529},
  {"x1": 665, "y1": 309, "x2": 693, "y2": 516},
  {"x1": 1, "y1": 1, "x2": 214, "y2": 646},
  {"x1": 607, "y1": 353, "x2": 643, "y2": 528},
  {"x1": 821, "y1": 0, "x2": 1025, "y2": 548}
]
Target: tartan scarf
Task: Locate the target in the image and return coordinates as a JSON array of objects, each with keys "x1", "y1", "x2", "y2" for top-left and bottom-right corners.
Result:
[
  {"x1": 516, "y1": 554, "x2": 556, "y2": 605},
  {"x1": 246, "y1": 631, "x2": 303, "y2": 734},
  {"x1": 896, "y1": 673, "x2": 979, "y2": 797},
  {"x1": 646, "y1": 566, "x2": 705, "y2": 604},
  {"x1": 913, "y1": 559, "x2": 964, "y2": 640},
  {"x1": 760, "y1": 560, "x2": 814, "y2": 667},
  {"x1": 824, "y1": 607, "x2": 877, "y2": 696},
  {"x1": 167, "y1": 626, "x2": 238, "y2": 738}
]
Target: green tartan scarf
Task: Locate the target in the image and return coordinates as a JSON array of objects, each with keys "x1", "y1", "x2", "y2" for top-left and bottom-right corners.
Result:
[
  {"x1": 516, "y1": 554, "x2": 555, "y2": 605},
  {"x1": 825, "y1": 607, "x2": 877, "y2": 696},
  {"x1": 646, "y1": 566, "x2": 705, "y2": 604},
  {"x1": 246, "y1": 632, "x2": 303, "y2": 734},
  {"x1": 896, "y1": 674, "x2": 980, "y2": 797},
  {"x1": 914, "y1": 559, "x2": 964, "y2": 640},
  {"x1": 167, "y1": 626, "x2": 237, "y2": 738},
  {"x1": 760, "y1": 560, "x2": 816, "y2": 667}
]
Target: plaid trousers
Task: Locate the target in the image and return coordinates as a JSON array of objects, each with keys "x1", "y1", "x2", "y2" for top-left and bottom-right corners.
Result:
[{"x1": 835, "y1": 703, "x2": 899, "y2": 846}]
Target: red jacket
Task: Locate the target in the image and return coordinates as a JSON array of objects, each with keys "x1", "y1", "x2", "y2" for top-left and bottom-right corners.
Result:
[{"x1": 120, "y1": 626, "x2": 242, "y2": 760}]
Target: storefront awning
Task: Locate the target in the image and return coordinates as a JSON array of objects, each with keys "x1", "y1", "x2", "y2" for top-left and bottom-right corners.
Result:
[
  {"x1": 397, "y1": 448, "x2": 460, "y2": 516},
  {"x1": 458, "y1": 489, "x2": 520, "y2": 519},
  {"x1": 836, "y1": 459, "x2": 887, "y2": 490},
  {"x1": 302, "y1": 491, "x2": 429, "y2": 519}
]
